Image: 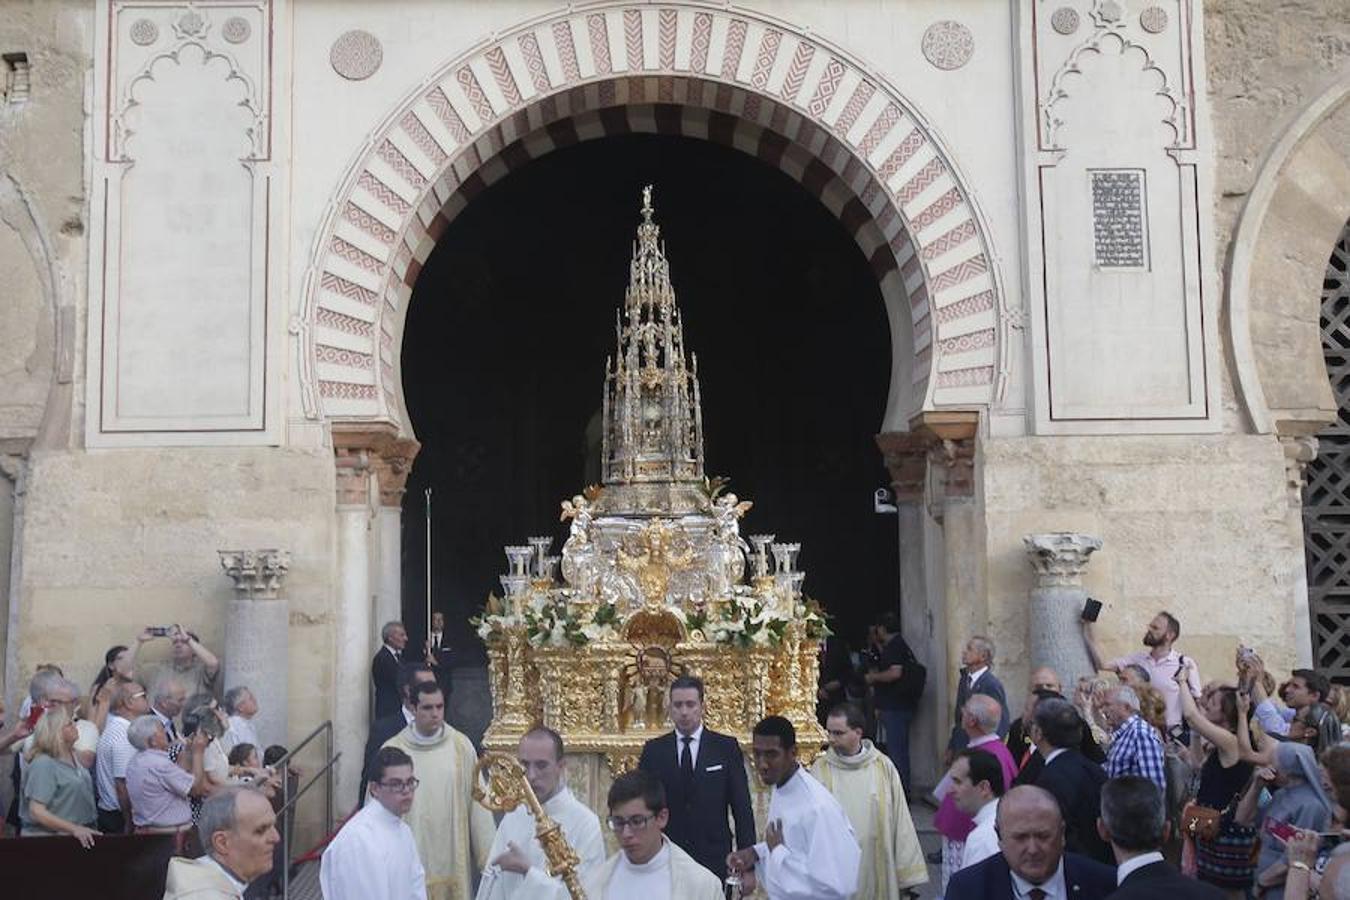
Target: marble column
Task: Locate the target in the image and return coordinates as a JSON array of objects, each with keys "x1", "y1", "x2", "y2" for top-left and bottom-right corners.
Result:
[
  {"x1": 218, "y1": 549, "x2": 291, "y2": 747},
  {"x1": 372, "y1": 438, "x2": 419, "y2": 641},
  {"x1": 333, "y1": 445, "x2": 373, "y2": 813},
  {"x1": 1024, "y1": 532, "x2": 1102, "y2": 689},
  {"x1": 876, "y1": 411, "x2": 978, "y2": 791}
]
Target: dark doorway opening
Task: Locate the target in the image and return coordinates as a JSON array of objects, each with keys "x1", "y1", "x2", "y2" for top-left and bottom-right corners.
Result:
[{"x1": 400, "y1": 131, "x2": 897, "y2": 672}]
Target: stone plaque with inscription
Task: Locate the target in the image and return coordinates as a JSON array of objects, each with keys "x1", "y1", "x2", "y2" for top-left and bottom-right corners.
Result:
[{"x1": 1091, "y1": 169, "x2": 1148, "y2": 269}]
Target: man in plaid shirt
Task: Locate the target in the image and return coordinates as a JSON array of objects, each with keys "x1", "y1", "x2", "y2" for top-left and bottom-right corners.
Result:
[{"x1": 1101, "y1": 685, "x2": 1166, "y2": 793}]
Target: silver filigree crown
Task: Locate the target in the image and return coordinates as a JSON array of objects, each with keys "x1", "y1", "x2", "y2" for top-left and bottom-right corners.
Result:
[{"x1": 596, "y1": 186, "x2": 707, "y2": 516}]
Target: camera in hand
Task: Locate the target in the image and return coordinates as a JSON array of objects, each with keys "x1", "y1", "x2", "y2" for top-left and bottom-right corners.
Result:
[
  {"x1": 1081, "y1": 598, "x2": 1102, "y2": 622},
  {"x1": 148, "y1": 625, "x2": 173, "y2": 637}
]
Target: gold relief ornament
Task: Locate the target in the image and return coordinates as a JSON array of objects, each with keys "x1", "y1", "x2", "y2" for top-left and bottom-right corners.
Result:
[
  {"x1": 616, "y1": 519, "x2": 696, "y2": 606},
  {"x1": 474, "y1": 753, "x2": 587, "y2": 900}
]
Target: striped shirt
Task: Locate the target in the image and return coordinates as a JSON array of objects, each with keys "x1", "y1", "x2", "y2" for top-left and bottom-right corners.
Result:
[{"x1": 1105, "y1": 714, "x2": 1167, "y2": 791}]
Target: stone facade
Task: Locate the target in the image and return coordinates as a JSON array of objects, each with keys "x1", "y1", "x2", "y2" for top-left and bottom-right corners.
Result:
[{"x1": 1, "y1": 1, "x2": 1349, "y2": 828}]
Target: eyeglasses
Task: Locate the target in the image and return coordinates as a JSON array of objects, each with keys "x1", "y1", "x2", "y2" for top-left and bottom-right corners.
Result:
[
  {"x1": 607, "y1": 814, "x2": 655, "y2": 834},
  {"x1": 378, "y1": 777, "x2": 420, "y2": 793}
]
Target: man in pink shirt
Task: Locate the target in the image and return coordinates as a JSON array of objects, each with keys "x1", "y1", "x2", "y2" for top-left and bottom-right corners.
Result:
[
  {"x1": 1082, "y1": 610, "x2": 1201, "y2": 739},
  {"x1": 934, "y1": 695, "x2": 1019, "y2": 892}
]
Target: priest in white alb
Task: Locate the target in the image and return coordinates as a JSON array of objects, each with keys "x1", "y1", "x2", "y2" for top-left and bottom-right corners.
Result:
[
  {"x1": 583, "y1": 769, "x2": 725, "y2": 900},
  {"x1": 321, "y1": 746, "x2": 427, "y2": 900},
  {"x1": 727, "y1": 716, "x2": 861, "y2": 900},
  {"x1": 383, "y1": 681, "x2": 496, "y2": 900},
  {"x1": 476, "y1": 727, "x2": 605, "y2": 900},
  {"x1": 811, "y1": 703, "x2": 928, "y2": 897}
]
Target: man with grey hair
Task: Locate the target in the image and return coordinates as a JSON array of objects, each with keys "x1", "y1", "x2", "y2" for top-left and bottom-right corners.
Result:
[
  {"x1": 372, "y1": 621, "x2": 408, "y2": 720},
  {"x1": 125, "y1": 714, "x2": 209, "y2": 839},
  {"x1": 935, "y1": 695, "x2": 1019, "y2": 892},
  {"x1": 1100, "y1": 685, "x2": 1166, "y2": 793},
  {"x1": 164, "y1": 785, "x2": 279, "y2": 899},
  {"x1": 946, "y1": 636, "x2": 1009, "y2": 762},
  {"x1": 149, "y1": 672, "x2": 189, "y2": 744},
  {"x1": 220, "y1": 686, "x2": 259, "y2": 753},
  {"x1": 1097, "y1": 776, "x2": 1222, "y2": 898}
]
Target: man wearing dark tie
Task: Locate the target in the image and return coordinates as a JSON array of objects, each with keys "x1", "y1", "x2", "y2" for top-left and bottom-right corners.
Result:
[
  {"x1": 371, "y1": 620, "x2": 407, "y2": 720},
  {"x1": 947, "y1": 635, "x2": 1010, "y2": 764},
  {"x1": 945, "y1": 785, "x2": 1115, "y2": 900},
  {"x1": 637, "y1": 675, "x2": 755, "y2": 881},
  {"x1": 1099, "y1": 776, "x2": 1224, "y2": 899},
  {"x1": 424, "y1": 611, "x2": 452, "y2": 696}
]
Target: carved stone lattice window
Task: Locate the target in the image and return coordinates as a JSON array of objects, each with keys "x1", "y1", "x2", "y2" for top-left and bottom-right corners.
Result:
[{"x1": 1305, "y1": 221, "x2": 1350, "y2": 681}]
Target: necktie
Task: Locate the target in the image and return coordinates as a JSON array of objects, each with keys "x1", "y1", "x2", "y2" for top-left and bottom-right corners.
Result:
[
  {"x1": 680, "y1": 735, "x2": 694, "y2": 782},
  {"x1": 1028, "y1": 888, "x2": 1047, "y2": 900}
]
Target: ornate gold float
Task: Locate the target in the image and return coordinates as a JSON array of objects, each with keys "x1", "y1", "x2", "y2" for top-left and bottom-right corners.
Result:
[{"x1": 476, "y1": 187, "x2": 828, "y2": 778}]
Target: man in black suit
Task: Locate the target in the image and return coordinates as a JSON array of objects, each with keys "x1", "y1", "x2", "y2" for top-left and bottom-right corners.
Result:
[
  {"x1": 357, "y1": 662, "x2": 436, "y2": 804},
  {"x1": 370, "y1": 620, "x2": 407, "y2": 720},
  {"x1": 1032, "y1": 698, "x2": 1112, "y2": 864},
  {"x1": 637, "y1": 674, "x2": 755, "y2": 880},
  {"x1": 946, "y1": 635, "x2": 1010, "y2": 764},
  {"x1": 946, "y1": 785, "x2": 1116, "y2": 900},
  {"x1": 1099, "y1": 776, "x2": 1224, "y2": 899},
  {"x1": 423, "y1": 611, "x2": 453, "y2": 696},
  {"x1": 1014, "y1": 690, "x2": 1107, "y2": 787}
]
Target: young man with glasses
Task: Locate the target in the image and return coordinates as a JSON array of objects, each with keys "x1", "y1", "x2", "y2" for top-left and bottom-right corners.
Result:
[
  {"x1": 583, "y1": 769, "x2": 724, "y2": 899},
  {"x1": 320, "y1": 747, "x2": 426, "y2": 900},
  {"x1": 381, "y1": 680, "x2": 495, "y2": 900}
]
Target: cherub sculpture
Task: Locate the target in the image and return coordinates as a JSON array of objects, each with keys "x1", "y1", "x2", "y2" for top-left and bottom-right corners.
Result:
[
  {"x1": 707, "y1": 493, "x2": 753, "y2": 598},
  {"x1": 559, "y1": 494, "x2": 597, "y2": 596}
]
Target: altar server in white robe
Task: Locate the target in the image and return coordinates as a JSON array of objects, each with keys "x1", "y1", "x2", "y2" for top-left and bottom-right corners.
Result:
[
  {"x1": 727, "y1": 715, "x2": 861, "y2": 900},
  {"x1": 583, "y1": 769, "x2": 725, "y2": 900},
  {"x1": 321, "y1": 746, "x2": 427, "y2": 900},
  {"x1": 476, "y1": 727, "x2": 605, "y2": 900}
]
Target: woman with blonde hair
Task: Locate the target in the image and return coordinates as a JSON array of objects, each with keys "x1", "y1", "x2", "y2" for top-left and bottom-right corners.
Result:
[
  {"x1": 20, "y1": 704, "x2": 98, "y2": 847},
  {"x1": 1135, "y1": 683, "x2": 1169, "y2": 738}
]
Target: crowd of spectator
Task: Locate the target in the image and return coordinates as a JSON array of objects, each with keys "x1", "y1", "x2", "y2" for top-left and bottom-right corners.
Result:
[
  {"x1": 0, "y1": 625, "x2": 290, "y2": 897},
  {"x1": 826, "y1": 608, "x2": 1350, "y2": 899}
]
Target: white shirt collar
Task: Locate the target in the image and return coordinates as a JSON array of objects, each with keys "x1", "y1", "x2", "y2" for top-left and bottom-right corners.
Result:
[
  {"x1": 201, "y1": 855, "x2": 248, "y2": 895},
  {"x1": 1043, "y1": 747, "x2": 1068, "y2": 766},
  {"x1": 1010, "y1": 857, "x2": 1066, "y2": 898},
  {"x1": 675, "y1": 724, "x2": 703, "y2": 761},
  {"x1": 1116, "y1": 851, "x2": 1165, "y2": 885},
  {"x1": 401, "y1": 705, "x2": 415, "y2": 725},
  {"x1": 383, "y1": 643, "x2": 400, "y2": 657},
  {"x1": 969, "y1": 732, "x2": 999, "y2": 748},
  {"x1": 974, "y1": 797, "x2": 999, "y2": 826},
  {"x1": 619, "y1": 834, "x2": 672, "y2": 873},
  {"x1": 968, "y1": 666, "x2": 990, "y2": 684}
]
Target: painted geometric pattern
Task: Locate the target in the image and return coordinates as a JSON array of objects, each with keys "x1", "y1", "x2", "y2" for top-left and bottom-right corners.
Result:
[{"x1": 307, "y1": 3, "x2": 999, "y2": 422}]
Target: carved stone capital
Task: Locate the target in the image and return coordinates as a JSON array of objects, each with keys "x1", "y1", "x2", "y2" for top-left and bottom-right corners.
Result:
[
  {"x1": 876, "y1": 411, "x2": 979, "y2": 516},
  {"x1": 332, "y1": 423, "x2": 419, "y2": 507},
  {"x1": 219, "y1": 549, "x2": 291, "y2": 600},
  {"x1": 1280, "y1": 434, "x2": 1319, "y2": 509},
  {"x1": 875, "y1": 432, "x2": 930, "y2": 503},
  {"x1": 1024, "y1": 532, "x2": 1102, "y2": 587},
  {"x1": 372, "y1": 437, "x2": 421, "y2": 507},
  {"x1": 334, "y1": 447, "x2": 372, "y2": 506}
]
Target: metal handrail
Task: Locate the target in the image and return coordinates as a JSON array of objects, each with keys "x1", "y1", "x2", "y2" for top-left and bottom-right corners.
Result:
[{"x1": 271, "y1": 719, "x2": 338, "y2": 899}]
